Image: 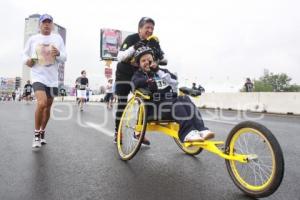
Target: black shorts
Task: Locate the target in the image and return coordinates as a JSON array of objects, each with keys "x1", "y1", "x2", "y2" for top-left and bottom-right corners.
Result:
[
  {"x1": 32, "y1": 82, "x2": 58, "y2": 98},
  {"x1": 104, "y1": 93, "x2": 113, "y2": 102},
  {"x1": 25, "y1": 92, "x2": 31, "y2": 96},
  {"x1": 115, "y1": 82, "x2": 132, "y2": 96}
]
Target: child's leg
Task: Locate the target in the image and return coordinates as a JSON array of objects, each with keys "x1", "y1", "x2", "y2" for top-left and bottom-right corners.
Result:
[
  {"x1": 171, "y1": 98, "x2": 198, "y2": 142},
  {"x1": 177, "y1": 96, "x2": 208, "y2": 131}
]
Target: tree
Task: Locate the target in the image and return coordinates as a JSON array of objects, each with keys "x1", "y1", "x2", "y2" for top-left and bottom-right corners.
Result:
[
  {"x1": 253, "y1": 71, "x2": 300, "y2": 92},
  {"x1": 253, "y1": 80, "x2": 273, "y2": 92},
  {"x1": 285, "y1": 84, "x2": 300, "y2": 92}
]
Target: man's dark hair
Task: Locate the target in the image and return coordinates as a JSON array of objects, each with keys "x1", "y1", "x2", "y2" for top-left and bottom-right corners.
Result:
[
  {"x1": 138, "y1": 17, "x2": 155, "y2": 29},
  {"x1": 81, "y1": 70, "x2": 86, "y2": 75}
]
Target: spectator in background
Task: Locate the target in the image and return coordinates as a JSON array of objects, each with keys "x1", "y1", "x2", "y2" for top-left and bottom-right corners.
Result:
[
  {"x1": 198, "y1": 84, "x2": 205, "y2": 93},
  {"x1": 192, "y1": 82, "x2": 205, "y2": 93},
  {"x1": 24, "y1": 80, "x2": 33, "y2": 104},
  {"x1": 16, "y1": 88, "x2": 21, "y2": 101},
  {"x1": 12, "y1": 91, "x2": 16, "y2": 101},
  {"x1": 112, "y1": 81, "x2": 117, "y2": 103},
  {"x1": 99, "y1": 86, "x2": 106, "y2": 94},
  {"x1": 104, "y1": 78, "x2": 114, "y2": 109},
  {"x1": 59, "y1": 87, "x2": 66, "y2": 101},
  {"x1": 86, "y1": 88, "x2": 92, "y2": 102},
  {"x1": 76, "y1": 70, "x2": 89, "y2": 111},
  {"x1": 244, "y1": 78, "x2": 254, "y2": 92},
  {"x1": 75, "y1": 78, "x2": 80, "y2": 105},
  {"x1": 89, "y1": 89, "x2": 93, "y2": 102},
  {"x1": 192, "y1": 82, "x2": 197, "y2": 90}
]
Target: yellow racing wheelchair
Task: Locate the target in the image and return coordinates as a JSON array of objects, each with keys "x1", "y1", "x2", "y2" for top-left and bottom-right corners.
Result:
[{"x1": 116, "y1": 87, "x2": 284, "y2": 198}]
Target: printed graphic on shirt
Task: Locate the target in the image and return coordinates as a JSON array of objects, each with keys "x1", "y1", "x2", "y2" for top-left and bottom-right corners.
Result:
[
  {"x1": 122, "y1": 43, "x2": 128, "y2": 50},
  {"x1": 36, "y1": 44, "x2": 55, "y2": 66},
  {"x1": 79, "y1": 85, "x2": 86, "y2": 90},
  {"x1": 26, "y1": 86, "x2": 32, "y2": 92},
  {"x1": 76, "y1": 77, "x2": 89, "y2": 90}
]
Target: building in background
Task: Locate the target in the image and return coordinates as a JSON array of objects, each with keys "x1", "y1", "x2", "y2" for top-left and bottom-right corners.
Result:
[
  {"x1": 15, "y1": 77, "x2": 21, "y2": 90},
  {"x1": 22, "y1": 14, "x2": 66, "y2": 89},
  {"x1": 0, "y1": 77, "x2": 16, "y2": 97},
  {"x1": 0, "y1": 76, "x2": 23, "y2": 95}
]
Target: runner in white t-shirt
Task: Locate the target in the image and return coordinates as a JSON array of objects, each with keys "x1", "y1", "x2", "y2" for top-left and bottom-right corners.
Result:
[
  {"x1": 104, "y1": 78, "x2": 114, "y2": 109},
  {"x1": 23, "y1": 14, "x2": 67, "y2": 149}
]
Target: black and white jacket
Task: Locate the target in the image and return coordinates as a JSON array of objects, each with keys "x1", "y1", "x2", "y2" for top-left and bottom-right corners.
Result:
[{"x1": 132, "y1": 68, "x2": 178, "y2": 101}]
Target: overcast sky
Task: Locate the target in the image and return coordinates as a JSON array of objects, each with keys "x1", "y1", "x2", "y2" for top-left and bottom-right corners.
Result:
[{"x1": 1, "y1": 0, "x2": 300, "y2": 92}]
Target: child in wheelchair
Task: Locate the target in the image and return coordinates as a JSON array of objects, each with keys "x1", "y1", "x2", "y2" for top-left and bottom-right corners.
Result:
[{"x1": 131, "y1": 46, "x2": 214, "y2": 142}]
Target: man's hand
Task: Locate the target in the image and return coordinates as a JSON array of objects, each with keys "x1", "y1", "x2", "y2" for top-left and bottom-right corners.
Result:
[
  {"x1": 26, "y1": 59, "x2": 35, "y2": 67},
  {"x1": 134, "y1": 39, "x2": 148, "y2": 50},
  {"x1": 51, "y1": 45, "x2": 60, "y2": 57},
  {"x1": 147, "y1": 38, "x2": 160, "y2": 49},
  {"x1": 146, "y1": 78, "x2": 154, "y2": 83},
  {"x1": 150, "y1": 61, "x2": 159, "y2": 72},
  {"x1": 147, "y1": 40, "x2": 163, "y2": 60}
]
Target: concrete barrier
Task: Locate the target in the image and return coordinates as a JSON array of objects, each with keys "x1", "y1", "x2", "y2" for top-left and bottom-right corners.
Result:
[
  {"x1": 56, "y1": 93, "x2": 300, "y2": 115},
  {"x1": 194, "y1": 92, "x2": 300, "y2": 115},
  {"x1": 54, "y1": 94, "x2": 105, "y2": 102}
]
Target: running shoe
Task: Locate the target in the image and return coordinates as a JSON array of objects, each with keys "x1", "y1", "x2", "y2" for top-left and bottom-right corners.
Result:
[
  {"x1": 40, "y1": 131, "x2": 47, "y2": 145},
  {"x1": 32, "y1": 135, "x2": 41, "y2": 149},
  {"x1": 133, "y1": 133, "x2": 150, "y2": 145}
]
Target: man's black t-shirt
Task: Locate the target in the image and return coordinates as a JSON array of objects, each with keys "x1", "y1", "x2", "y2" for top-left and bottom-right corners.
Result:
[
  {"x1": 60, "y1": 88, "x2": 66, "y2": 96},
  {"x1": 245, "y1": 82, "x2": 253, "y2": 92},
  {"x1": 24, "y1": 84, "x2": 32, "y2": 93},
  {"x1": 76, "y1": 77, "x2": 89, "y2": 90},
  {"x1": 115, "y1": 33, "x2": 140, "y2": 81}
]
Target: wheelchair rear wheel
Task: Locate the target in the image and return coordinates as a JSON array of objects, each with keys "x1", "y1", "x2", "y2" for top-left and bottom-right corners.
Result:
[
  {"x1": 117, "y1": 96, "x2": 147, "y2": 160},
  {"x1": 225, "y1": 121, "x2": 284, "y2": 198}
]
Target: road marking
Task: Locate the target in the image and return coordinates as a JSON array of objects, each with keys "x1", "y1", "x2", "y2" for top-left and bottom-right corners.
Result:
[
  {"x1": 85, "y1": 122, "x2": 114, "y2": 137},
  {"x1": 85, "y1": 118, "x2": 236, "y2": 137},
  {"x1": 85, "y1": 118, "x2": 235, "y2": 138}
]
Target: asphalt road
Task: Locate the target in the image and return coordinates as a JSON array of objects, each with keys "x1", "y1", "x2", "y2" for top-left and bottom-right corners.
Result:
[{"x1": 0, "y1": 101, "x2": 299, "y2": 200}]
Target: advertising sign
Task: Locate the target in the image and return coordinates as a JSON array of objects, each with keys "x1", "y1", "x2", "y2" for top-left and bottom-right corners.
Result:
[
  {"x1": 104, "y1": 67, "x2": 113, "y2": 78},
  {"x1": 0, "y1": 77, "x2": 15, "y2": 91},
  {"x1": 100, "y1": 28, "x2": 133, "y2": 61}
]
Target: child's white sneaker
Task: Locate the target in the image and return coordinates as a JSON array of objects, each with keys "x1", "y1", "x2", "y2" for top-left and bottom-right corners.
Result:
[
  {"x1": 199, "y1": 130, "x2": 215, "y2": 140},
  {"x1": 184, "y1": 130, "x2": 204, "y2": 142}
]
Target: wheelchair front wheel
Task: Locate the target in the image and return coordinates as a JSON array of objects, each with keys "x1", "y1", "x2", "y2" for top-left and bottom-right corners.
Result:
[
  {"x1": 117, "y1": 96, "x2": 147, "y2": 161},
  {"x1": 225, "y1": 121, "x2": 284, "y2": 198},
  {"x1": 174, "y1": 138, "x2": 203, "y2": 155}
]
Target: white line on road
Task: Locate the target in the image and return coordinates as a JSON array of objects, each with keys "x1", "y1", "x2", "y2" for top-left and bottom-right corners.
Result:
[
  {"x1": 86, "y1": 118, "x2": 235, "y2": 138},
  {"x1": 85, "y1": 122, "x2": 114, "y2": 137}
]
